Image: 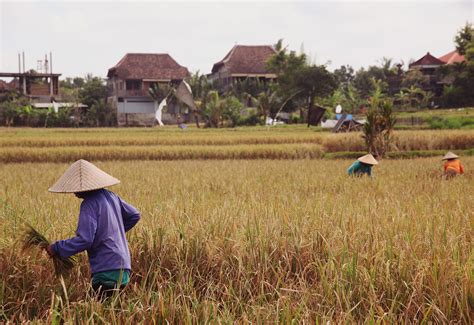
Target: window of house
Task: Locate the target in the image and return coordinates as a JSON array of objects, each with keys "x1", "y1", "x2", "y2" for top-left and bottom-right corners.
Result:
[{"x1": 126, "y1": 80, "x2": 141, "y2": 90}]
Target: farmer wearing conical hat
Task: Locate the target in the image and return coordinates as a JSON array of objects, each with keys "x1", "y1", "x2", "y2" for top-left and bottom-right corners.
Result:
[
  {"x1": 347, "y1": 153, "x2": 378, "y2": 177},
  {"x1": 46, "y1": 159, "x2": 140, "y2": 299},
  {"x1": 442, "y1": 152, "x2": 464, "y2": 178}
]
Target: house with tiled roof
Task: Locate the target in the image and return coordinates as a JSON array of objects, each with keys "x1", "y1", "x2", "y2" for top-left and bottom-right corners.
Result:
[
  {"x1": 409, "y1": 52, "x2": 446, "y2": 71},
  {"x1": 438, "y1": 50, "x2": 465, "y2": 65},
  {"x1": 409, "y1": 52, "x2": 448, "y2": 96},
  {"x1": 107, "y1": 53, "x2": 190, "y2": 126},
  {"x1": 408, "y1": 50, "x2": 467, "y2": 97},
  {"x1": 208, "y1": 45, "x2": 277, "y2": 90}
]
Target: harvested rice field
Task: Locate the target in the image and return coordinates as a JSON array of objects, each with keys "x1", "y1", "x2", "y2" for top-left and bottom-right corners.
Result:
[{"x1": 0, "y1": 127, "x2": 473, "y2": 323}]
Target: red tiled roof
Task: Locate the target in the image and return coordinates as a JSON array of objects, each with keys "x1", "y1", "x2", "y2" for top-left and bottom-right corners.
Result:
[
  {"x1": 8, "y1": 79, "x2": 19, "y2": 88},
  {"x1": 409, "y1": 52, "x2": 446, "y2": 68},
  {"x1": 211, "y1": 45, "x2": 276, "y2": 74},
  {"x1": 438, "y1": 50, "x2": 465, "y2": 64},
  {"x1": 0, "y1": 80, "x2": 8, "y2": 90},
  {"x1": 108, "y1": 53, "x2": 189, "y2": 80}
]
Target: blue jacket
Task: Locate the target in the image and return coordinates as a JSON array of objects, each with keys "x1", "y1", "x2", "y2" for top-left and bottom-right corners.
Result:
[{"x1": 52, "y1": 189, "x2": 140, "y2": 274}]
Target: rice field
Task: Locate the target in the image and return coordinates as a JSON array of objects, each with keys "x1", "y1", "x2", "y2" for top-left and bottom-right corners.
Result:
[
  {"x1": 0, "y1": 127, "x2": 473, "y2": 323},
  {"x1": 0, "y1": 127, "x2": 473, "y2": 162}
]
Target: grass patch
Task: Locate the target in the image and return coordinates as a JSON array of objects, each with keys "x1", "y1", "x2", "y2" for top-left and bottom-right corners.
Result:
[{"x1": 427, "y1": 116, "x2": 474, "y2": 129}]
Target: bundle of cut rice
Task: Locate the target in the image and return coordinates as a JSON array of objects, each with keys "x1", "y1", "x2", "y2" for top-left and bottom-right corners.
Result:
[{"x1": 23, "y1": 224, "x2": 75, "y2": 276}]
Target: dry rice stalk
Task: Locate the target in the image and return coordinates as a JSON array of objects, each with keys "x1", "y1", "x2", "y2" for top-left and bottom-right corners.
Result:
[{"x1": 23, "y1": 224, "x2": 75, "y2": 276}]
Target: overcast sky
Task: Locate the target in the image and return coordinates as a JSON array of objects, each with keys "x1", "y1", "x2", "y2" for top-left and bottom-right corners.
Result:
[{"x1": 0, "y1": 0, "x2": 472, "y2": 79}]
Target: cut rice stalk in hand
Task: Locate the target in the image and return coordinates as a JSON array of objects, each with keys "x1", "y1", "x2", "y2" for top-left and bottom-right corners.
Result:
[{"x1": 23, "y1": 224, "x2": 75, "y2": 276}]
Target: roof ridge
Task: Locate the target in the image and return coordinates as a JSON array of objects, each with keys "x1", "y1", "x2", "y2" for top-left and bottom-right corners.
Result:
[
  {"x1": 125, "y1": 53, "x2": 170, "y2": 56},
  {"x1": 107, "y1": 53, "x2": 189, "y2": 79}
]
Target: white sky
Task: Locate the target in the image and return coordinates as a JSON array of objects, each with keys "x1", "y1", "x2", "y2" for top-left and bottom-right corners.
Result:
[{"x1": 0, "y1": 0, "x2": 472, "y2": 79}]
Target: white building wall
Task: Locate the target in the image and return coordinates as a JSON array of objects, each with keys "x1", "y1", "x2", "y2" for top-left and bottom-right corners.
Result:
[{"x1": 118, "y1": 100, "x2": 155, "y2": 114}]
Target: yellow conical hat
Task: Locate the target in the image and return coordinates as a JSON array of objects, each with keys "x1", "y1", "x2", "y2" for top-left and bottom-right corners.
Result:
[
  {"x1": 357, "y1": 153, "x2": 378, "y2": 165},
  {"x1": 49, "y1": 159, "x2": 120, "y2": 193},
  {"x1": 442, "y1": 152, "x2": 459, "y2": 160}
]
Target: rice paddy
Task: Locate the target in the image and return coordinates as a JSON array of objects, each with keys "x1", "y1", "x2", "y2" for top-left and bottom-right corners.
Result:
[
  {"x1": 0, "y1": 127, "x2": 473, "y2": 162},
  {"x1": 0, "y1": 127, "x2": 473, "y2": 323}
]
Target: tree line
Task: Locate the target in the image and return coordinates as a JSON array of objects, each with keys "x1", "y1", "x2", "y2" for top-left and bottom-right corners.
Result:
[{"x1": 0, "y1": 23, "x2": 472, "y2": 128}]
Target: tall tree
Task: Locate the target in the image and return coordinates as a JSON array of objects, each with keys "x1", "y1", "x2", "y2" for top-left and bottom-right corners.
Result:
[
  {"x1": 78, "y1": 75, "x2": 107, "y2": 108},
  {"x1": 440, "y1": 23, "x2": 474, "y2": 107},
  {"x1": 291, "y1": 65, "x2": 338, "y2": 125},
  {"x1": 267, "y1": 39, "x2": 338, "y2": 123},
  {"x1": 454, "y1": 22, "x2": 473, "y2": 55},
  {"x1": 334, "y1": 65, "x2": 355, "y2": 90}
]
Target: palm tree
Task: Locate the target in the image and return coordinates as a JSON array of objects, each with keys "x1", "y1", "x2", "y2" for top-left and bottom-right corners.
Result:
[
  {"x1": 403, "y1": 85, "x2": 426, "y2": 109},
  {"x1": 148, "y1": 83, "x2": 173, "y2": 103},
  {"x1": 394, "y1": 90, "x2": 410, "y2": 108},
  {"x1": 203, "y1": 91, "x2": 223, "y2": 128}
]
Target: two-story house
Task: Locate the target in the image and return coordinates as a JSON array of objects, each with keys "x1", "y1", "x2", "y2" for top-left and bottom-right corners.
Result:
[
  {"x1": 409, "y1": 51, "x2": 466, "y2": 96},
  {"x1": 107, "y1": 53, "x2": 189, "y2": 126},
  {"x1": 208, "y1": 45, "x2": 277, "y2": 91}
]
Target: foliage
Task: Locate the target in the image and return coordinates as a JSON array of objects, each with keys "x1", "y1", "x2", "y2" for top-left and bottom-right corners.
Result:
[
  {"x1": 267, "y1": 40, "x2": 338, "y2": 123},
  {"x1": 266, "y1": 39, "x2": 307, "y2": 76},
  {"x1": 255, "y1": 84, "x2": 290, "y2": 121},
  {"x1": 440, "y1": 41, "x2": 474, "y2": 107},
  {"x1": 428, "y1": 116, "x2": 474, "y2": 129},
  {"x1": 85, "y1": 99, "x2": 116, "y2": 127},
  {"x1": 320, "y1": 84, "x2": 362, "y2": 113},
  {"x1": 222, "y1": 96, "x2": 243, "y2": 127},
  {"x1": 188, "y1": 71, "x2": 211, "y2": 102},
  {"x1": 201, "y1": 92, "x2": 244, "y2": 128},
  {"x1": 148, "y1": 82, "x2": 173, "y2": 104},
  {"x1": 237, "y1": 112, "x2": 261, "y2": 126},
  {"x1": 0, "y1": 91, "x2": 30, "y2": 126},
  {"x1": 395, "y1": 85, "x2": 433, "y2": 109},
  {"x1": 229, "y1": 77, "x2": 270, "y2": 102},
  {"x1": 333, "y1": 65, "x2": 355, "y2": 91},
  {"x1": 454, "y1": 22, "x2": 473, "y2": 55},
  {"x1": 44, "y1": 107, "x2": 74, "y2": 127},
  {"x1": 352, "y1": 58, "x2": 398, "y2": 98},
  {"x1": 400, "y1": 69, "x2": 429, "y2": 89},
  {"x1": 202, "y1": 91, "x2": 222, "y2": 127},
  {"x1": 78, "y1": 74, "x2": 107, "y2": 108},
  {"x1": 362, "y1": 99, "x2": 397, "y2": 158},
  {"x1": 436, "y1": 23, "x2": 474, "y2": 107}
]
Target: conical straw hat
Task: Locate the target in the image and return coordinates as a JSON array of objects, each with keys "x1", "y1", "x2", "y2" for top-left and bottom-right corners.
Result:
[
  {"x1": 442, "y1": 151, "x2": 459, "y2": 160},
  {"x1": 49, "y1": 159, "x2": 120, "y2": 193},
  {"x1": 357, "y1": 153, "x2": 378, "y2": 165}
]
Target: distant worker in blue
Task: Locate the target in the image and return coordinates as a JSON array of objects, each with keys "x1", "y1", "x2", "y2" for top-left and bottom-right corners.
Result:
[
  {"x1": 347, "y1": 153, "x2": 378, "y2": 177},
  {"x1": 46, "y1": 159, "x2": 141, "y2": 300}
]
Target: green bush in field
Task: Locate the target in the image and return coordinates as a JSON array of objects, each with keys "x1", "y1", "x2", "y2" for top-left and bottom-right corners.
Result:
[
  {"x1": 238, "y1": 113, "x2": 261, "y2": 126},
  {"x1": 428, "y1": 116, "x2": 474, "y2": 129}
]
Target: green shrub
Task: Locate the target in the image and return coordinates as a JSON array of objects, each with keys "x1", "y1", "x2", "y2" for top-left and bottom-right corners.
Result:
[
  {"x1": 238, "y1": 113, "x2": 261, "y2": 126},
  {"x1": 428, "y1": 116, "x2": 474, "y2": 129}
]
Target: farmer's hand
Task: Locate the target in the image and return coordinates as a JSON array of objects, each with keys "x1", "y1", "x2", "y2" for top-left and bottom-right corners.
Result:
[{"x1": 45, "y1": 244, "x2": 55, "y2": 257}]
